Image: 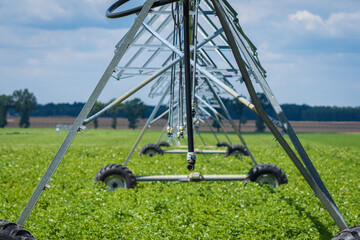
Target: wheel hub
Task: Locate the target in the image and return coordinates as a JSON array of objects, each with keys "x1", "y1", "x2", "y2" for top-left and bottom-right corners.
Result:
[
  {"x1": 231, "y1": 150, "x2": 244, "y2": 157},
  {"x1": 145, "y1": 149, "x2": 157, "y2": 157},
  {"x1": 104, "y1": 175, "x2": 127, "y2": 190},
  {"x1": 255, "y1": 174, "x2": 279, "y2": 188}
]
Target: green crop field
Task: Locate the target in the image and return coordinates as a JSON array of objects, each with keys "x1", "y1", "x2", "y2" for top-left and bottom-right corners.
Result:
[{"x1": 0, "y1": 128, "x2": 359, "y2": 239}]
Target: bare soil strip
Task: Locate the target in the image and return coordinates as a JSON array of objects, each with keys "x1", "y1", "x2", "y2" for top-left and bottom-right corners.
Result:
[{"x1": 5, "y1": 117, "x2": 360, "y2": 133}]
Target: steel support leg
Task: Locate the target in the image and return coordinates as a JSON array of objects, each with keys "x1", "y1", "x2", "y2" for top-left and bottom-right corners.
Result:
[
  {"x1": 214, "y1": 1, "x2": 338, "y2": 207},
  {"x1": 16, "y1": 0, "x2": 156, "y2": 227},
  {"x1": 211, "y1": 0, "x2": 347, "y2": 230}
]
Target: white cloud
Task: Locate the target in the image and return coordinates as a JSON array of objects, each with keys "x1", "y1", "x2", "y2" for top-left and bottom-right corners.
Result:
[
  {"x1": 0, "y1": 0, "x2": 70, "y2": 23},
  {"x1": 289, "y1": 10, "x2": 360, "y2": 37},
  {"x1": 0, "y1": 0, "x2": 115, "y2": 28},
  {"x1": 0, "y1": 25, "x2": 128, "y2": 103},
  {"x1": 289, "y1": 10, "x2": 325, "y2": 31},
  {"x1": 22, "y1": 0, "x2": 69, "y2": 21}
]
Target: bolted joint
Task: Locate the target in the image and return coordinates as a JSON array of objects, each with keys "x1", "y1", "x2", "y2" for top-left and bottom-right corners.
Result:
[
  {"x1": 77, "y1": 125, "x2": 86, "y2": 132},
  {"x1": 188, "y1": 172, "x2": 202, "y2": 182}
]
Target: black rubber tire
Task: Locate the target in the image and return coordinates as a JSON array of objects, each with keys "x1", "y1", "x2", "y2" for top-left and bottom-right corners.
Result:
[
  {"x1": 247, "y1": 163, "x2": 288, "y2": 188},
  {"x1": 94, "y1": 164, "x2": 136, "y2": 190},
  {"x1": 139, "y1": 143, "x2": 163, "y2": 157},
  {"x1": 332, "y1": 224, "x2": 360, "y2": 240},
  {"x1": 0, "y1": 220, "x2": 35, "y2": 240},
  {"x1": 216, "y1": 142, "x2": 230, "y2": 148},
  {"x1": 157, "y1": 141, "x2": 170, "y2": 147},
  {"x1": 225, "y1": 144, "x2": 249, "y2": 157}
]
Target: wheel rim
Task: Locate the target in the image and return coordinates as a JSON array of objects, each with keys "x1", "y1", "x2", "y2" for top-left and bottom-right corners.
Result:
[
  {"x1": 145, "y1": 149, "x2": 157, "y2": 157},
  {"x1": 104, "y1": 175, "x2": 127, "y2": 191},
  {"x1": 255, "y1": 174, "x2": 279, "y2": 188}
]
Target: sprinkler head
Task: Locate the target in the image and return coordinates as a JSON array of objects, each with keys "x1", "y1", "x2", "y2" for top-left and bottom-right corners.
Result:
[
  {"x1": 186, "y1": 152, "x2": 196, "y2": 171},
  {"x1": 167, "y1": 126, "x2": 173, "y2": 137},
  {"x1": 192, "y1": 108, "x2": 196, "y2": 117},
  {"x1": 187, "y1": 162, "x2": 195, "y2": 171}
]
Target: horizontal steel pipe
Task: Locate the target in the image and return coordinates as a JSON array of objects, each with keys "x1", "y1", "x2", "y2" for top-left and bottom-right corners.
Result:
[
  {"x1": 135, "y1": 174, "x2": 247, "y2": 181},
  {"x1": 163, "y1": 149, "x2": 227, "y2": 154}
]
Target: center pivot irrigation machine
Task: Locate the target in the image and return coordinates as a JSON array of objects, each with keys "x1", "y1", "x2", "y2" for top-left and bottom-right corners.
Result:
[{"x1": 1, "y1": 0, "x2": 359, "y2": 239}]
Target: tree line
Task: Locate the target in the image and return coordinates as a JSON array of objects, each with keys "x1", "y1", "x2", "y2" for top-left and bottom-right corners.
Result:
[
  {"x1": 31, "y1": 98, "x2": 360, "y2": 122},
  {"x1": 1, "y1": 89, "x2": 359, "y2": 130},
  {"x1": 0, "y1": 89, "x2": 37, "y2": 128},
  {"x1": 1, "y1": 89, "x2": 160, "y2": 129}
]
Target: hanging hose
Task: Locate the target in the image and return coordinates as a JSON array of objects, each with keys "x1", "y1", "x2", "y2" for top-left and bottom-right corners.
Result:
[
  {"x1": 167, "y1": 6, "x2": 178, "y2": 137},
  {"x1": 191, "y1": 0, "x2": 200, "y2": 118},
  {"x1": 183, "y1": 0, "x2": 196, "y2": 171},
  {"x1": 106, "y1": 0, "x2": 178, "y2": 18},
  {"x1": 176, "y1": 2, "x2": 185, "y2": 139}
]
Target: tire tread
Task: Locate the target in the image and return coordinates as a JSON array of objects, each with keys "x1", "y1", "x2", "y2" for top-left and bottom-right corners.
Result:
[
  {"x1": 225, "y1": 144, "x2": 249, "y2": 157},
  {"x1": 0, "y1": 220, "x2": 35, "y2": 240},
  {"x1": 94, "y1": 164, "x2": 137, "y2": 189},
  {"x1": 139, "y1": 143, "x2": 163, "y2": 156},
  {"x1": 247, "y1": 163, "x2": 288, "y2": 186}
]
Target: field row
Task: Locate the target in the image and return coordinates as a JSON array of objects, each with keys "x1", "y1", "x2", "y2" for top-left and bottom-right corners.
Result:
[{"x1": 0, "y1": 129, "x2": 359, "y2": 239}]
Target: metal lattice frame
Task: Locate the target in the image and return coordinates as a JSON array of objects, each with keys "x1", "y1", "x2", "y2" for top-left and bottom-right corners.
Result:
[{"x1": 13, "y1": 0, "x2": 349, "y2": 234}]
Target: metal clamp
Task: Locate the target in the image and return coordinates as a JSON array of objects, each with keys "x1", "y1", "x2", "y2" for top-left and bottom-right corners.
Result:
[{"x1": 188, "y1": 172, "x2": 202, "y2": 182}]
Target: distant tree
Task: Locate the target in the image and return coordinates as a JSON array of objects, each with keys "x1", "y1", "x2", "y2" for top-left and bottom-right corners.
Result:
[
  {"x1": 211, "y1": 118, "x2": 221, "y2": 132},
  {"x1": 25, "y1": 100, "x2": 360, "y2": 122},
  {"x1": 255, "y1": 93, "x2": 270, "y2": 132},
  {"x1": 0, "y1": 95, "x2": 13, "y2": 128},
  {"x1": 255, "y1": 117, "x2": 266, "y2": 132},
  {"x1": 281, "y1": 104, "x2": 311, "y2": 121},
  {"x1": 240, "y1": 116, "x2": 247, "y2": 128},
  {"x1": 32, "y1": 102, "x2": 84, "y2": 117},
  {"x1": 123, "y1": 98, "x2": 147, "y2": 129},
  {"x1": 106, "y1": 99, "x2": 124, "y2": 130},
  {"x1": 12, "y1": 89, "x2": 37, "y2": 128},
  {"x1": 88, "y1": 101, "x2": 105, "y2": 129}
]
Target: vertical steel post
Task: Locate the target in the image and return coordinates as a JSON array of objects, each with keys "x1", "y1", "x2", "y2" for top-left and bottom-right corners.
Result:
[{"x1": 183, "y1": 0, "x2": 196, "y2": 171}]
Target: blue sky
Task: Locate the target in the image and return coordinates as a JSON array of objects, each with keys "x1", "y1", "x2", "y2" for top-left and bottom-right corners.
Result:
[{"x1": 0, "y1": 0, "x2": 359, "y2": 107}]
